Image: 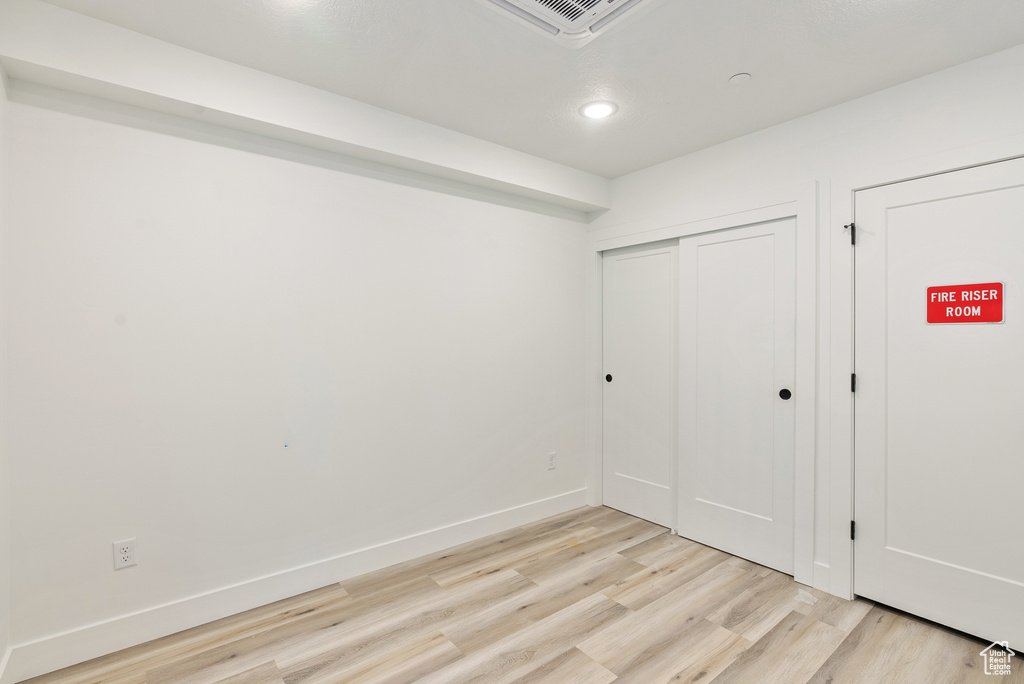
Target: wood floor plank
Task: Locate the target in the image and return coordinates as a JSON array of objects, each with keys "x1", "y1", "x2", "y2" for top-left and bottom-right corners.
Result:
[
  {"x1": 276, "y1": 568, "x2": 532, "y2": 682},
  {"x1": 610, "y1": 618, "x2": 747, "y2": 684},
  {"x1": 25, "y1": 506, "x2": 1013, "y2": 684},
  {"x1": 709, "y1": 610, "x2": 846, "y2": 684},
  {"x1": 429, "y1": 525, "x2": 604, "y2": 588},
  {"x1": 212, "y1": 662, "x2": 285, "y2": 684},
  {"x1": 416, "y1": 593, "x2": 630, "y2": 684},
  {"x1": 282, "y1": 631, "x2": 461, "y2": 684},
  {"x1": 658, "y1": 625, "x2": 751, "y2": 684},
  {"x1": 805, "y1": 606, "x2": 935, "y2": 684},
  {"x1": 903, "y1": 628, "x2": 1004, "y2": 684},
  {"x1": 442, "y1": 553, "x2": 644, "y2": 655},
  {"x1": 616, "y1": 529, "x2": 697, "y2": 567},
  {"x1": 506, "y1": 647, "x2": 617, "y2": 684},
  {"x1": 602, "y1": 541, "x2": 731, "y2": 611},
  {"x1": 578, "y1": 559, "x2": 760, "y2": 673},
  {"x1": 512, "y1": 518, "x2": 665, "y2": 585},
  {"x1": 707, "y1": 569, "x2": 820, "y2": 642},
  {"x1": 145, "y1": 576, "x2": 446, "y2": 684},
  {"x1": 803, "y1": 593, "x2": 874, "y2": 633}
]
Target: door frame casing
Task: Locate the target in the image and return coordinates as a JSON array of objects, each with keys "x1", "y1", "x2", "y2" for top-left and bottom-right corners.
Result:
[
  {"x1": 829, "y1": 133, "x2": 1024, "y2": 600},
  {"x1": 587, "y1": 181, "x2": 819, "y2": 587}
]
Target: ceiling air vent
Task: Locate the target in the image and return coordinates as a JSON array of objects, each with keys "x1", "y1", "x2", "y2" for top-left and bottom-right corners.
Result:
[{"x1": 481, "y1": 0, "x2": 662, "y2": 47}]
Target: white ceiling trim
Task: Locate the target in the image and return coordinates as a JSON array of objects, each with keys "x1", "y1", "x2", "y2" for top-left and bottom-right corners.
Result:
[{"x1": 0, "y1": 0, "x2": 610, "y2": 214}]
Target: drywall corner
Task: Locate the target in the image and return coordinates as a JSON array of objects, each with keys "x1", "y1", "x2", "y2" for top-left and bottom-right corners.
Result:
[{"x1": 0, "y1": 61, "x2": 13, "y2": 684}]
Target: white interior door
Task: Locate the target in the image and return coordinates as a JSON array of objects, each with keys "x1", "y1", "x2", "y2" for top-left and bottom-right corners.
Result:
[
  {"x1": 602, "y1": 241, "x2": 676, "y2": 528},
  {"x1": 854, "y1": 157, "x2": 1024, "y2": 647},
  {"x1": 678, "y1": 219, "x2": 796, "y2": 574}
]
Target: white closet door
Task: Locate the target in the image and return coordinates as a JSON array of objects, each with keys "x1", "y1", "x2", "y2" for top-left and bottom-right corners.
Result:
[
  {"x1": 602, "y1": 242, "x2": 676, "y2": 528},
  {"x1": 854, "y1": 157, "x2": 1024, "y2": 647},
  {"x1": 678, "y1": 219, "x2": 796, "y2": 574}
]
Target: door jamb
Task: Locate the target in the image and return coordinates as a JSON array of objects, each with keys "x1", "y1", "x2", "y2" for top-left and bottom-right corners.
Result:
[{"x1": 829, "y1": 133, "x2": 1024, "y2": 601}]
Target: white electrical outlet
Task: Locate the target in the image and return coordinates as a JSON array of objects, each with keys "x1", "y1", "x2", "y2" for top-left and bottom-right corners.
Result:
[
  {"x1": 547, "y1": 452, "x2": 557, "y2": 470},
  {"x1": 113, "y1": 538, "x2": 137, "y2": 570}
]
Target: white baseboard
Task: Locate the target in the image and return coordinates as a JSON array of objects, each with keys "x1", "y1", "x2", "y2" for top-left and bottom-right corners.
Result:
[
  {"x1": 3, "y1": 488, "x2": 588, "y2": 684},
  {"x1": 813, "y1": 561, "x2": 831, "y2": 593},
  {"x1": 0, "y1": 647, "x2": 12, "y2": 684}
]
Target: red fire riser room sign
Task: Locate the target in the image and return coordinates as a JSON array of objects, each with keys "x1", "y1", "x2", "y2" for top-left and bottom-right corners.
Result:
[{"x1": 927, "y1": 282, "x2": 1004, "y2": 324}]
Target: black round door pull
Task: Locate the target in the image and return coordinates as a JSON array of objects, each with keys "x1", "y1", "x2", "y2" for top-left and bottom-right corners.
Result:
[
  {"x1": 779, "y1": 388, "x2": 792, "y2": 400},
  {"x1": 606, "y1": 374, "x2": 613, "y2": 382}
]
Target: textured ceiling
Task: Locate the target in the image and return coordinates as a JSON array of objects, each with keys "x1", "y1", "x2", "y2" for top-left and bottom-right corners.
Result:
[{"x1": 38, "y1": 0, "x2": 1024, "y2": 178}]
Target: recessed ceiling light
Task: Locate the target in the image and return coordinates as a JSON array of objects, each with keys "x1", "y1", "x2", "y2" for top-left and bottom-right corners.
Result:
[
  {"x1": 581, "y1": 101, "x2": 618, "y2": 119},
  {"x1": 729, "y1": 73, "x2": 752, "y2": 85}
]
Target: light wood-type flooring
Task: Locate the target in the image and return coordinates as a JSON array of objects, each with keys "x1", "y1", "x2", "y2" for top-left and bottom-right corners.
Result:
[{"x1": 25, "y1": 506, "x2": 1022, "y2": 683}]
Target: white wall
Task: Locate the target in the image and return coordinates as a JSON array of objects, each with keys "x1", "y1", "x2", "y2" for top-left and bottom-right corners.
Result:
[
  {"x1": 7, "y1": 14, "x2": 1024, "y2": 681},
  {"x1": 5, "y1": 95, "x2": 589, "y2": 677},
  {"x1": 589, "y1": 43, "x2": 1024, "y2": 586},
  {"x1": 0, "y1": 66, "x2": 12, "y2": 678}
]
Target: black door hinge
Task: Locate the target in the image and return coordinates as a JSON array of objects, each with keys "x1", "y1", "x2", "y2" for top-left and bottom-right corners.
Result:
[
  {"x1": 845, "y1": 222, "x2": 856, "y2": 245},
  {"x1": 851, "y1": 373, "x2": 857, "y2": 392},
  {"x1": 851, "y1": 521, "x2": 856, "y2": 540}
]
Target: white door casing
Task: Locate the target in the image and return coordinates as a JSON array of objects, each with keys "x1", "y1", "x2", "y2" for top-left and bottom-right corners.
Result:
[
  {"x1": 602, "y1": 241, "x2": 677, "y2": 527},
  {"x1": 854, "y1": 156, "x2": 1024, "y2": 647},
  {"x1": 678, "y1": 219, "x2": 797, "y2": 574}
]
